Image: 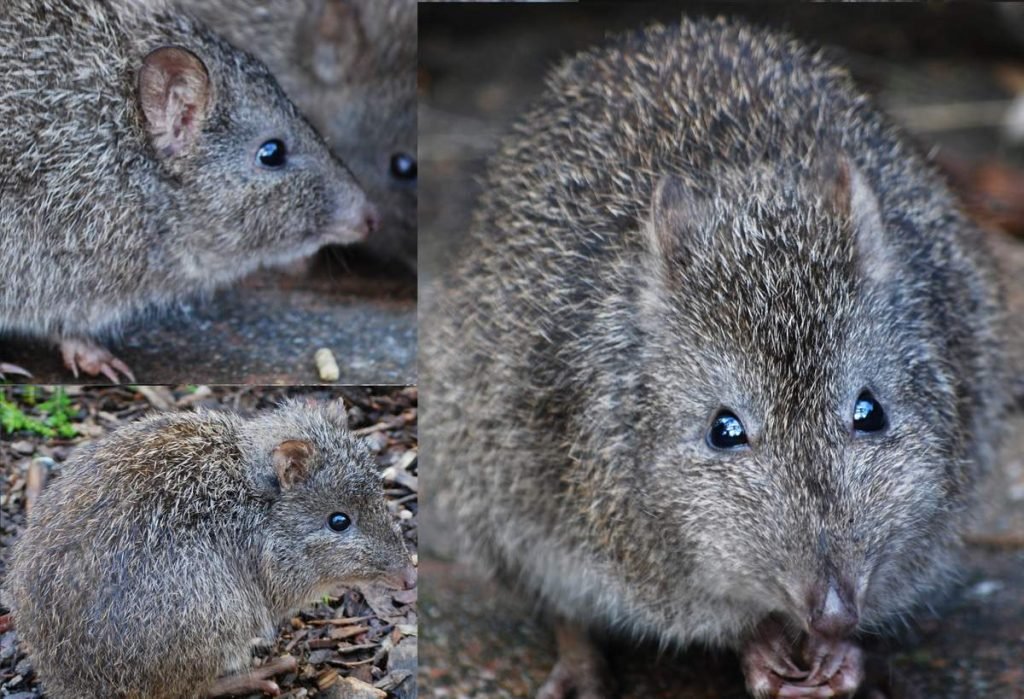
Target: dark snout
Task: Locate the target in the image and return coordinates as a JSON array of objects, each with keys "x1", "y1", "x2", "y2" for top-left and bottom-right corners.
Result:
[{"x1": 807, "y1": 575, "x2": 859, "y2": 639}]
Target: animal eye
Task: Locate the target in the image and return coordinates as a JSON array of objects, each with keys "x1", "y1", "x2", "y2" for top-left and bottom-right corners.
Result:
[
  {"x1": 853, "y1": 391, "x2": 886, "y2": 433},
  {"x1": 257, "y1": 139, "x2": 287, "y2": 168},
  {"x1": 390, "y1": 152, "x2": 417, "y2": 181},
  {"x1": 707, "y1": 410, "x2": 748, "y2": 450},
  {"x1": 327, "y1": 512, "x2": 352, "y2": 532}
]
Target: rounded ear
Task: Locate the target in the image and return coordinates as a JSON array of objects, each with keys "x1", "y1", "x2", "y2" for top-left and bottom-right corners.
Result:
[
  {"x1": 822, "y1": 154, "x2": 890, "y2": 283},
  {"x1": 647, "y1": 175, "x2": 713, "y2": 264},
  {"x1": 302, "y1": 0, "x2": 368, "y2": 85},
  {"x1": 272, "y1": 439, "x2": 315, "y2": 490},
  {"x1": 138, "y1": 46, "x2": 212, "y2": 159}
]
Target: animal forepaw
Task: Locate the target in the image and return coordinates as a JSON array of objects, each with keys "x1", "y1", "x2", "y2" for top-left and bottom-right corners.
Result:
[
  {"x1": 536, "y1": 657, "x2": 611, "y2": 699},
  {"x1": 742, "y1": 618, "x2": 863, "y2": 698},
  {"x1": 59, "y1": 338, "x2": 135, "y2": 383}
]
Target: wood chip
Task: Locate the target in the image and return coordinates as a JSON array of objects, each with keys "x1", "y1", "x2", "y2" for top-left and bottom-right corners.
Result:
[
  {"x1": 328, "y1": 625, "x2": 370, "y2": 641},
  {"x1": 315, "y1": 348, "x2": 340, "y2": 382},
  {"x1": 135, "y1": 386, "x2": 175, "y2": 411},
  {"x1": 331, "y1": 676, "x2": 387, "y2": 699},
  {"x1": 316, "y1": 669, "x2": 339, "y2": 690},
  {"x1": 307, "y1": 616, "x2": 373, "y2": 627}
]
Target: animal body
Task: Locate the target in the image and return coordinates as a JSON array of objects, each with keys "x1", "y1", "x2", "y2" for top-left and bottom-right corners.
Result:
[
  {"x1": 424, "y1": 17, "x2": 1006, "y2": 698},
  {"x1": 4, "y1": 400, "x2": 410, "y2": 699}
]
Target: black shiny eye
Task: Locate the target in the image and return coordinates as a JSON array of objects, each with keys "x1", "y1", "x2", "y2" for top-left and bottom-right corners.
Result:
[
  {"x1": 707, "y1": 410, "x2": 748, "y2": 450},
  {"x1": 853, "y1": 391, "x2": 886, "y2": 433},
  {"x1": 390, "y1": 152, "x2": 416, "y2": 181},
  {"x1": 327, "y1": 512, "x2": 352, "y2": 532},
  {"x1": 257, "y1": 139, "x2": 287, "y2": 168}
]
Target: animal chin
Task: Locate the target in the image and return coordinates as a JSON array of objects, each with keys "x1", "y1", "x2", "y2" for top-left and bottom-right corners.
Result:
[{"x1": 319, "y1": 222, "x2": 367, "y2": 246}]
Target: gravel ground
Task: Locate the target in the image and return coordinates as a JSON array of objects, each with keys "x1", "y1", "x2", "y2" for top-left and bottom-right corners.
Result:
[
  {"x1": 2, "y1": 260, "x2": 417, "y2": 386},
  {"x1": 0, "y1": 385, "x2": 418, "y2": 699}
]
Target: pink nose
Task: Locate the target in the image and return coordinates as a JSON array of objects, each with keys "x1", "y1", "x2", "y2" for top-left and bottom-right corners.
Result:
[
  {"x1": 382, "y1": 563, "x2": 417, "y2": 590},
  {"x1": 362, "y1": 203, "x2": 380, "y2": 236},
  {"x1": 809, "y1": 577, "x2": 858, "y2": 639}
]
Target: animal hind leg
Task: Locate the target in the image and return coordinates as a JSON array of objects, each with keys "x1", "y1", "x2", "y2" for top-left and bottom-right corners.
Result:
[{"x1": 536, "y1": 621, "x2": 614, "y2": 699}]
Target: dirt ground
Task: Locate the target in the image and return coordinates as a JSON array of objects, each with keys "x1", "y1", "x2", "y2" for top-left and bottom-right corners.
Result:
[
  {"x1": 1, "y1": 257, "x2": 417, "y2": 386},
  {"x1": 0, "y1": 385, "x2": 418, "y2": 699},
  {"x1": 418, "y1": 3, "x2": 1024, "y2": 698}
]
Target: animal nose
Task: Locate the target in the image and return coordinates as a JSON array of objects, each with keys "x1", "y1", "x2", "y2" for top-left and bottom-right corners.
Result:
[
  {"x1": 382, "y1": 562, "x2": 417, "y2": 590},
  {"x1": 399, "y1": 562, "x2": 417, "y2": 589},
  {"x1": 809, "y1": 577, "x2": 859, "y2": 639},
  {"x1": 361, "y1": 203, "x2": 380, "y2": 236}
]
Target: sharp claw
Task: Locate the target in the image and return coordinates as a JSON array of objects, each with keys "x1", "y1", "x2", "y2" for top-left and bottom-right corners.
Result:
[
  {"x1": 58, "y1": 339, "x2": 134, "y2": 383},
  {"x1": 770, "y1": 652, "x2": 809, "y2": 679},
  {"x1": 0, "y1": 362, "x2": 32, "y2": 379},
  {"x1": 111, "y1": 358, "x2": 136, "y2": 383},
  {"x1": 806, "y1": 645, "x2": 828, "y2": 679},
  {"x1": 817, "y1": 648, "x2": 844, "y2": 682},
  {"x1": 743, "y1": 619, "x2": 863, "y2": 698}
]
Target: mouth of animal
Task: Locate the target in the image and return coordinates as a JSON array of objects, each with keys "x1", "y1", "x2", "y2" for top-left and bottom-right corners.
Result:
[{"x1": 765, "y1": 608, "x2": 856, "y2": 651}]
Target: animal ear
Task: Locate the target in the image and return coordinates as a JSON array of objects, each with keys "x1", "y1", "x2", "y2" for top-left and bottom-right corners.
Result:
[
  {"x1": 138, "y1": 46, "x2": 212, "y2": 159},
  {"x1": 303, "y1": 0, "x2": 367, "y2": 85},
  {"x1": 647, "y1": 175, "x2": 713, "y2": 263},
  {"x1": 825, "y1": 154, "x2": 891, "y2": 282},
  {"x1": 272, "y1": 439, "x2": 315, "y2": 489},
  {"x1": 329, "y1": 398, "x2": 351, "y2": 424}
]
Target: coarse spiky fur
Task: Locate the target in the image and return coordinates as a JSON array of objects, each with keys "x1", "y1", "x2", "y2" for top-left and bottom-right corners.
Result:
[
  {"x1": 0, "y1": 0, "x2": 371, "y2": 350},
  {"x1": 424, "y1": 16, "x2": 1007, "y2": 659},
  {"x1": 165, "y1": 0, "x2": 418, "y2": 270},
  {"x1": 3, "y1": 400, "x2": 408, "y2": 699}
]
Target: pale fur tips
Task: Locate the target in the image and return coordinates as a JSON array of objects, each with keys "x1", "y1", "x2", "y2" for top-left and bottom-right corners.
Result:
[
  {"x1": 272, "y1": 439, "x2": 315, "y2": 489},
  {"x1": 138, "y1": 46, "x2": 212, "y2": 158}
]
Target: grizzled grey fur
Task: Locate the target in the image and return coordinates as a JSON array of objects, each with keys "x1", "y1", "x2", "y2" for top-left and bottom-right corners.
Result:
[
  {"x1": 4, "y1": 400, "x2": 408, "y2": 699},
  {"x1": 425, "y1": 16, "x2": 1006, "y2": 695},
  {"x1": 166, "y1": 0, "x2": 418, "y2": 270},
  {"x1": 0, "y1": 0, "x2": 373, "y2": 376}
]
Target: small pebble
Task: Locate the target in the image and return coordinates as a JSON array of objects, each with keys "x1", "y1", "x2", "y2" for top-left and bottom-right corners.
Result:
[{"x1": 11, "y1": 441, "x2": 34, "y2": 455}]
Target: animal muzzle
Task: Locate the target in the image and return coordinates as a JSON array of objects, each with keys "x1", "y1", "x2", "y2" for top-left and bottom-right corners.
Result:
[
  {"x1": 807, "y1": 575, "x2": 859, "y2": 639},
  {"x1": 324, "y1": 198, "x2": 379, "y2": 244},
  {"x1": 380, "y1": 562, "x2": 417, "y2": 591}
]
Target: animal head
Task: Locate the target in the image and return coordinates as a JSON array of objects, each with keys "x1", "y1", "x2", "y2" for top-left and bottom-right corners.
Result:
[
  {"x1": 634, "y1": 152, "x2": 975, "y2": 643},
  {"x1": 136, "y1": 34, "x2": 377, "y2": 286},
  {"x1": 247, "y1": 400, "x2": 410, "y2": 611}
]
